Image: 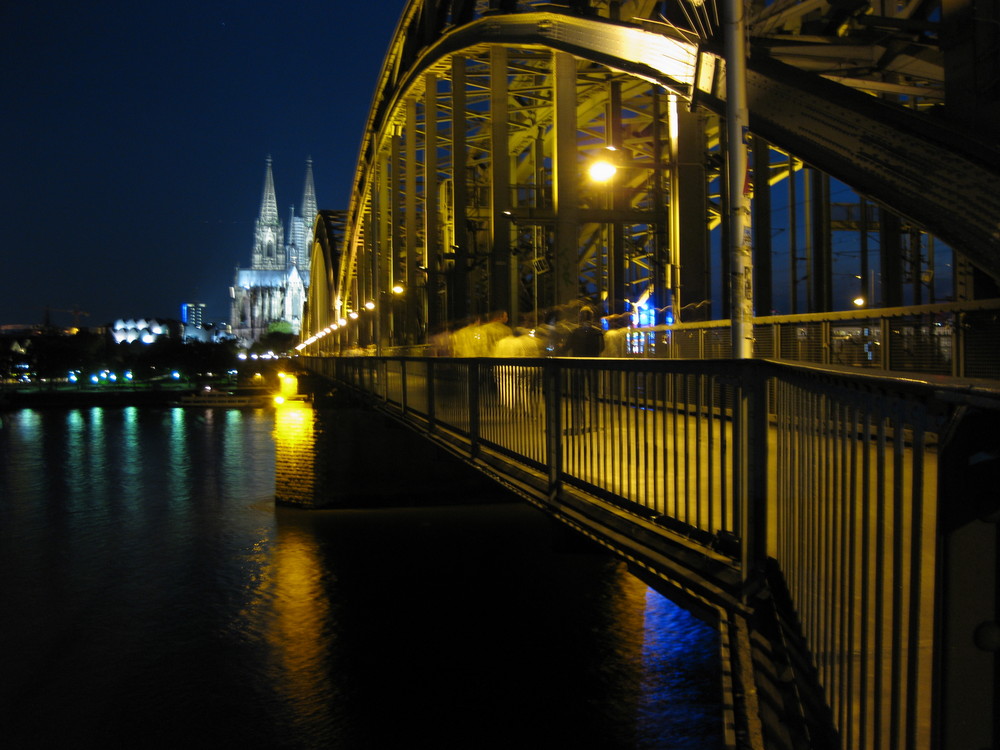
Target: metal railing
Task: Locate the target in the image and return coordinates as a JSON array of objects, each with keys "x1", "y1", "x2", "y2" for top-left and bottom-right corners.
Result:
[
  {"x1": 626, "y1": 299, "x2": 1000, "y2": 381},
  {"x1": 310, "y1": 353, "x2": 1000, "y2": 749},
  {"x1": 366, "y1": 299, "x2": 1000, "y2": 382}
]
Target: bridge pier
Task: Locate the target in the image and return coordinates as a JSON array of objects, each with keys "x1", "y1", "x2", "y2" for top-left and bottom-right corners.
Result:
[{"x1": 275, "y1": 392, "x2": 511, "y2": 509}]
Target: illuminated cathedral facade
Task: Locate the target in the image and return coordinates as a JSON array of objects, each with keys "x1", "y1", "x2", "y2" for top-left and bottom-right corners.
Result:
[{"x1": 230, "y1": 157, "x2": 317, "y2": 345}]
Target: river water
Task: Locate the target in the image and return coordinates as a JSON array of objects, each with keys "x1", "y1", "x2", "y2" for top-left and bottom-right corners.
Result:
[{"x1": 0, "y1": 405, "x2": 723, "y2": 749}]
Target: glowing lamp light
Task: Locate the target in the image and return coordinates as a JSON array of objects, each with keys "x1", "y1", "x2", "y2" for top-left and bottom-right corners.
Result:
[
  {"x1": 349, "y1": 311, "x2": 359, "y2": 320},
  {"x1": 171, "y1": 371, "x2": 181, "y2": 380},
  {"x1": 90, "y1": 375, "x2": 99, "y2": 384},
  {"x1": 365, "y1": 301, "x2": 375, "y2": 310},
  {"x1": 853, "y1": 296, "x2": 865, "y2": 307},
  {"x1": 588, "y1": 159, "x2": 617, "y2": 182},
  {"x1": 338, "y1": 318, "x2": 347, "y2": 326},
  {"x1": 273, "y1": 395, "x2": 285, "y2": 405},
  {"x1": 392, "y1": 284, "x2": 404, "y2": 294}
]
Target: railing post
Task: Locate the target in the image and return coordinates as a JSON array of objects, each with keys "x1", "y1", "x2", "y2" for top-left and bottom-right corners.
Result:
[
  {"x1": 468, "y1": 360, "x2": 480, "y2": 459},
  {"x1": 739, "y1": 362, "x2": 770, "y2": 590},
  {"x1": 821, "y1": 320, "x2": 832, "y2": 366},
  {"x1": 427, "y1": 358, "x2": 436, "y2": 432},
  {"x1": 881, "y1": 317, "x2": 891, "y2": 371},
  {"x1": 544, "y1": 360, "x2": 563, "y2": 503},
  {"x1": 953, "y1": 312, "x2": 965, "y2": 378},
  {"x1": 401, "y1": 358, "x2": 408, "y2": 414}
]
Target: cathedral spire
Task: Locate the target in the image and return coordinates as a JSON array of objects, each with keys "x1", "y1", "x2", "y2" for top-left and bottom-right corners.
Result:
[
  {"x1": 251, "y1": 155, "x2": 285, "y2": 270},
  {"x1": 259, "y1": 155, "x2": 280, "y2": 226},
  {"x1": 300, "y1": 157, "x2": 317, "y2": 225}
]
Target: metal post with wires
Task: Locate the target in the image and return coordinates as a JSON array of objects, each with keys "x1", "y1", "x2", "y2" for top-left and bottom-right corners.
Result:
[{"x1": 723, "y1": 0, "x2": 754, "y2": 358}]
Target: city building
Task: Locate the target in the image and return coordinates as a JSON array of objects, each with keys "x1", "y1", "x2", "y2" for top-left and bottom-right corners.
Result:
[
  {"x1": 230, "y1": 157, "x2": 318, "y2": 345},
  {"x1": 180, "y1": 302, "x2": 205, "y2": 328},
  {"x1": 111, "y1": 318, "x2": 170, "y2": 344}
]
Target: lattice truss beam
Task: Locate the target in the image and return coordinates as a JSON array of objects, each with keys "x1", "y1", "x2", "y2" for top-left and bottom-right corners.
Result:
[
  {"x1": 343, "y1": 42, "x2": 711, "y2": 339},
  {"x1": 308, "y1": 0, "x2": 971, "y2": 350}
]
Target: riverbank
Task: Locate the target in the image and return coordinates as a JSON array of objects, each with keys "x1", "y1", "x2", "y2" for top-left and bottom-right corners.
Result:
[
  {"x1": 0, "y1": 383, "x2": 284, "y2": 409},
  {"x1": 0, "y1": 386, "x2": 192, "y2": 409}
]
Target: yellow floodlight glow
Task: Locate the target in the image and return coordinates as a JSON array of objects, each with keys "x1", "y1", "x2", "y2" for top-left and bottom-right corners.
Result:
[{"x1": 588, "y1": 159, "x2": 617, "y2": 183}]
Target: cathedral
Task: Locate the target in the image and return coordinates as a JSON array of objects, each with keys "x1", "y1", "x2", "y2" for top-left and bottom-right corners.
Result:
[{"x1": 230, "y1": 157, "x2": 317, "y2": 345}]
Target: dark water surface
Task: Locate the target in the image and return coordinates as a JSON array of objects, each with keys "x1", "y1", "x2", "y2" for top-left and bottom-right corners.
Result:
[{"x1": 0, "y1": 405, "x2": 723, "y2": 749}]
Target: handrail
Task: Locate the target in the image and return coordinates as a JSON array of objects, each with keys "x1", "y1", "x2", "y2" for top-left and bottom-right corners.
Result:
[{"x1": 306, "y1": 353, "x2": 1000, "y2": 749}]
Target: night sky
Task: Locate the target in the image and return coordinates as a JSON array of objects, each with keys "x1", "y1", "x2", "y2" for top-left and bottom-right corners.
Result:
[{"x1": 2, "y1": 0, "x2": 408, "y2": 328}]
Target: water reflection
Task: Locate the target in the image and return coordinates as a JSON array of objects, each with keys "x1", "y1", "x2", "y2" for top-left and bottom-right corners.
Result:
[
  {"x1": 0, "y1": 405, "x2": 722, "y2": 748},
  {"x1": 244, "y1": 518, "x2": 345, "y2": 743}
]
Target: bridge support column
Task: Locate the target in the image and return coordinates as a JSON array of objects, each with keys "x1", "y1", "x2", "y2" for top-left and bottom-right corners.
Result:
[
  {"x1": 275, "y1": 399, "x2": 507, "y2": 509},
  {"x1": 490, "y1": 47, "x2": 513, "y2": 317},
  {"x1": 450, "y1": 55, "x2": 470, "y2": 324},
  {"x1": 675, "y1": 103, "x2": 710, "y2": 322},
  {"x1": 723, "y1": 0, "x2": 753, "y2": 356},
  {"x1": 425, "y1": 72, "x2": 442, "y2": 336},
  {"x1": 552, "y1": 51, "x2": 581, "y2": 307},
  {"x1": 405, "y1": 97, "x2": 421, "y2": 344}
]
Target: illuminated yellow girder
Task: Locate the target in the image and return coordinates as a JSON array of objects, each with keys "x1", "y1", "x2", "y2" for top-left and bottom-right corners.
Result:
[{"x1": 301, "y1": 1, "x2": 996, "y2": 356}]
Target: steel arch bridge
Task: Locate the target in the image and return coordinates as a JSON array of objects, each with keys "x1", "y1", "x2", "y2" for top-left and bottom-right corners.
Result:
[
  {"x1": 302, "y1": 0, "x2": 1000, "y2": 356},
  {"x1": 295, "y1": 4, "x2": 1000, "y2": 747}
]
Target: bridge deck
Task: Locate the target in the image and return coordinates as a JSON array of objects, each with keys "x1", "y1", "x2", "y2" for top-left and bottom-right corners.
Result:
[{"x1": 330, "y1": 356, "x2": 950, "y2": 749}]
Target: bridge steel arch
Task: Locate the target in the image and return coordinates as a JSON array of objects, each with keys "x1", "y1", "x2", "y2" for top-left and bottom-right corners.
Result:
[
  {"x1": 304, "y1": 210, "x2": 347, "y2": 355},
  {"x1": 302, "y1": 1, "x2": 1000, "y2": 357}
]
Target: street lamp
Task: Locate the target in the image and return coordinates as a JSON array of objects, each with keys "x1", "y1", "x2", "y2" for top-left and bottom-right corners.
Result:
[{"x1": 588, "y1": 147, "x2": 619, "y2": 183}]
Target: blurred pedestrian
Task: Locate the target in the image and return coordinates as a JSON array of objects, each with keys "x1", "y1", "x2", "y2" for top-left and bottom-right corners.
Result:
[{"x1": 559, "y1": 306, "x2": 604, "y2": 433}]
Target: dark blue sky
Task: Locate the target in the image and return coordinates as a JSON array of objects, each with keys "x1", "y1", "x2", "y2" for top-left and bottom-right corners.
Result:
[{"x1": 2, "y1": 0, "x2": 408, "y2": 327}]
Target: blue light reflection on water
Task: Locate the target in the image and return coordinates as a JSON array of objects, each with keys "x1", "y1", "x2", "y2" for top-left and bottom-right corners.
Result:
[{"x1": 0, "y1": 406, "x2": 722, "y2": 748}]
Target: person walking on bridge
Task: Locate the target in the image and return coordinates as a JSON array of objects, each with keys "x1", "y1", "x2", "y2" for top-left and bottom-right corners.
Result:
[{"x1": 559, "y1": 305, "x2": 604, "y2": 433}]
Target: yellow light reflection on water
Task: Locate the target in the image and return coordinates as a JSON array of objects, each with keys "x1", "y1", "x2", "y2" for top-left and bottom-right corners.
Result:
[
  {"x1": 273, "y1": 401, "x2": 316, "y2": 506},
  {"x1": 240, "y1": 522, "x2": 336, "y2": 729}
]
